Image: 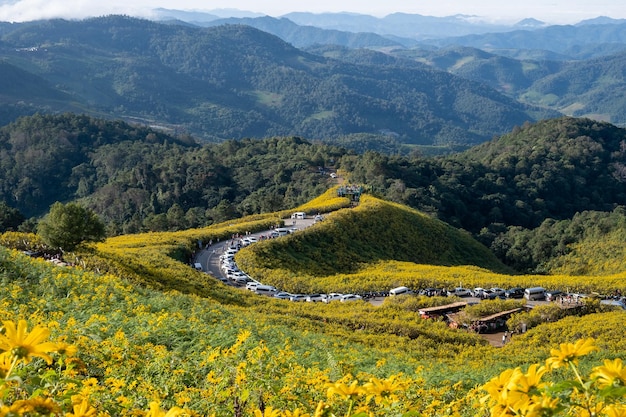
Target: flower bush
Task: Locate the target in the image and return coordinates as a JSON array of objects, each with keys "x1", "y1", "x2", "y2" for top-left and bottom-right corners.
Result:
[{"x1": 480, "y1": 338, "x2": 626, "y2": 416}]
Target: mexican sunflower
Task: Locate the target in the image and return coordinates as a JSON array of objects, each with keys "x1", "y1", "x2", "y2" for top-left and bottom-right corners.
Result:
[
  {"x1": 0, "y1": 319, "x2": 58, "y2": 364},
  {"x1": 545, "y1": 338, "x2": 598, "y2": 369}
]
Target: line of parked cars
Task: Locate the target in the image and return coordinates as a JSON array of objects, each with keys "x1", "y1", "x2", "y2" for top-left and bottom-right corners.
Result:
[
  {"x1": 216, "y1": 229, "x2": 624, "y2": 309},
  {"x1": 387, "y1": 285, "x2": 596, "y2": 303},
  {"x1": 215, "y1": 221, "x2": 366, "y2": 303}
]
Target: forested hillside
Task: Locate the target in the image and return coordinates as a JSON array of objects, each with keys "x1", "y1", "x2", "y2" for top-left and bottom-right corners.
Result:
[
  {"x1": 3, "y1": 114, "x2": 626, "y2": 273},
  {"x1": 0, "y1": 114, "x2": 344, "y2": 233},
  {"x1": 0, "y1": 15, "x2": 548, "y2": 145}
]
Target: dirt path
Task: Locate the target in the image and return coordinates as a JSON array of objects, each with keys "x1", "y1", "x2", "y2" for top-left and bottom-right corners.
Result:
[{"x1": 481, "y1": 332, "x2": 509, "y2": 347}]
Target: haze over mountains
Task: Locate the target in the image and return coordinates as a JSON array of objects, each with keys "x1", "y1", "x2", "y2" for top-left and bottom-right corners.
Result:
[{"x1": 0, "y1": 10, "x2": 625, "y2": 148}]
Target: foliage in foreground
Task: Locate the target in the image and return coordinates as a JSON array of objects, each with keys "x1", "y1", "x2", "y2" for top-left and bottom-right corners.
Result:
[{"x1": 0, "y1": 315, "x2": 625, "y2": 416}]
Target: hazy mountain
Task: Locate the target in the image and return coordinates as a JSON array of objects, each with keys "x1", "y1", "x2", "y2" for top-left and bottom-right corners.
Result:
[
  {"x1": 0, "y1": 16, "x2": 548, "y2": 145},
  {"x1": 201, "y1": 16, "x2": 403, "y2": 49},
  {"x1": 281, "y1": 12, "x2": 519, "y2": 40},
  {"x1": 421, "y1": 22, "x2": 626, "y2": 60},
  {"x1": 522, "y1": 50, "x2": 626, "y2": 125}
]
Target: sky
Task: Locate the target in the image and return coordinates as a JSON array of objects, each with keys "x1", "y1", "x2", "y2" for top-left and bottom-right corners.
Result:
[{"x1": 1, "y1": 0, "x2": 625, "y2": 24}]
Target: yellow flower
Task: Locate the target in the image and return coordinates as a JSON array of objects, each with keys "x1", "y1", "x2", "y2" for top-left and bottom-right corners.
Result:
[
  {"x1": 145, "y1": 401, "x2": 185, "y2": 417},
  {"x1": 0, "y1": 400, "x2": 31, "y2": 416},
  {"x1": 0, "y1": 319, "x2": 58, "y2": 364},
  {"x1": 604, "y1": 403, "x2": 626, "y2": 417},
  {"x1": 523, "y1": 393, "x2": 560, "y2": 417},
  {"x1": 56, "y1": 341, "x2": 78, "y2": 357},
  {"x1": 326, "y1": 380, "x2": 364, "y2": 400},
  {"x1": 312, "y1": 401, "x2": 330, "y2": 417},
  {"x1": 282, "y1": 408, "x2": 310, "y2": 417},
  {"x1": 481, "y1": 368, "x2": 516, "y2": 402},
  {"x1": 591, "y1": 358, "x2": 626, "y2": 388},
  {"x1": 253, "y1": 406, "x2": 282, "y2": 417},
  {"x1": 0, "y1": 352, "x2": 12, "y2": 378},
  {"x1": 512, "y1": 364, "x2": 546, "y2": 395},
  {"x1": 545, "y1": 338, "x2": 598, "y2": 369},
  {"x1": 505, "y1": 365, "x2": 547, "y2": 410},
  {"x1": 24, "y1": 397, "x2": 61, "y2": 415},
  {"x1": 66, "y1": 399, "x2": 97, "y2": 417},
  {"x1": 362, "y1": 375, "x2": 406, "y2": 405}
]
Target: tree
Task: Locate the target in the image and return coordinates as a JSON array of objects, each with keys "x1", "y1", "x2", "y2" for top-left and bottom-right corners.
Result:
[
  {"x1": 0, "y1": 201, "x2": 25, "y2": 232},
  {"x1": 37, "y1": 202, "x2": 106, "y2": 251}
]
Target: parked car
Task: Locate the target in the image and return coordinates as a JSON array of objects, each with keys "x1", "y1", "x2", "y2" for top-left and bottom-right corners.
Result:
[
  {"x1": 273, "y1": 291, "x2": 293, "y2": 300},
  {"x1": 289, "y1": 294, "x2": 308, "y2": 302},
  {"x1": 490, "y1": 288, "x2": 506, "y2": 297},
  {"x1": 505, "y1": 288, "x2": 525, "y2": 299},
  {"x1": 389, "y1": 286, "x2": 413, "y2": 296},
  {"x1": 525, "y1": 287, "x2": 546, "y2": 300},
  {"x1": 228, "y1": 271, "x2": 249, "y2": 284},
  {"x1": 245, "y1": 282, "x2": 259, "y2": 291},
  {"x1": 447, "y1": 287, "x2": 472, "y2": 297},
  {"x1": 323, "y1": 293, "x2": 343, "y2": 303},
  {"x1": 420, "y1": 288, "x2": 445, "y2": 297},
  {"x1": 601, "y1": 297, "x2": 626, "y2": 310},
  {"x1": 340, "y1": 294, "x2": 363, "y2": 302},
  {"x1": 480, "y1": 289, "x2": 498, "y2": 300},
  {"x1": 545, "y1": 290, "x2": 563, "y2": 302},
  {"x1": 471, "y1": 287, "x2": 487, "y2": 298},
  {"x1": 255, "y1": 285, "x2": 277, "y2": 296},
  {"x1": 306, "y1": 294, "x2": 326, "y2": 302},
  {"x1": 233, "y1": 275, "x2": 249, "y2": 284}
]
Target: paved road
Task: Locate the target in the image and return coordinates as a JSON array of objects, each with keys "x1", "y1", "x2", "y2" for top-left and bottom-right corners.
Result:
[
  {"x1": 193, "y1": 216, "x2": 318, "y2": 286},
  {"x1": 192, "y1": 215, "x2": 558, "y2": 307}
]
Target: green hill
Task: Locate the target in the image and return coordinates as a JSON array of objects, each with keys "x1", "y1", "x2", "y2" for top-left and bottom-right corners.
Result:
[
  {"x1": 0, "y1": 15, "x2": 544, "y2": 145},
  {"x1": 237, "y1": 195, "x2": 512, "y2": 288}
]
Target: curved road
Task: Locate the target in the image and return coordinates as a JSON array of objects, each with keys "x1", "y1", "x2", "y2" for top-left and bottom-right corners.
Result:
[{"x1": 194, "y1": 216, "x2": 318, "y2": 286}]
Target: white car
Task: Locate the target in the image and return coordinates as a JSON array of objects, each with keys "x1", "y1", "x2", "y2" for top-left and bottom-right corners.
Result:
[
  {"x1": 471, "y1": 288, "x2": 486, "y2": 298},
  {"x1": 289, "y1": 294, "x2": 308, "y2": 302},
  {"x1": 273, "y1": 292, "x2": 293, "y2": 300},
  {"x1": 245, "y1": 282, "x2": 259, "y2": 291},
  {"x1": 306, "y1": 294, "x2": 326, "y2": 302},
  {"x1": 447, "y1": 287, "x2": 472, "y2": 297},
  {"x1": 323, "y1": 293, "x2": 343, "y2": 303},
  {"x1": 228, "y1": 271, "x2": 249, "y2": 284},
  {"x1": 340, "y1": 294, "x2": 362, "y2": 302}
]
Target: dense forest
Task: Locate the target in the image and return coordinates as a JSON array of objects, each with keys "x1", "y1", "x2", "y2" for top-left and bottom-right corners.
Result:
[
  {"x1": 2, "y1": 113, "x2": 626, "y2": 274},
  {"x1": 0, "y1": 113, "x2": 345, "y2": 234},
  {"x1": 0, "y1": 16, "x2": 552, "y2": 145}
]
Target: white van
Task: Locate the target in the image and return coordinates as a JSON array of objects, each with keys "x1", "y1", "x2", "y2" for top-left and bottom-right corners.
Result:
[
  {"x1": 291, "y1": 212, "x2": 306, "y2": 220},
  {"x1": 524, "y1": 287, "x2": 546, "y2": 301},
  {"x1": 255, "y1": 285, "x2": 277, "y2": 296},
  {"x1": 389, "y1": 286, "x2": 413, "y2": 296},
  {"x1": 275, "y1": 228, "x2": 290, "y2": 236}
]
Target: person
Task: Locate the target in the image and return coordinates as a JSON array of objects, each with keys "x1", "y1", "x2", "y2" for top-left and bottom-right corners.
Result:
[{"x1": 502, "y1": 331, "x2": 508, "y2": 345}]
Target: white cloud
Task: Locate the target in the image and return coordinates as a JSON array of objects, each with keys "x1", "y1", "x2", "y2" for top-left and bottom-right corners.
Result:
[{"x1": 0, "y1": 0, "x2": 624, "y2": 23}]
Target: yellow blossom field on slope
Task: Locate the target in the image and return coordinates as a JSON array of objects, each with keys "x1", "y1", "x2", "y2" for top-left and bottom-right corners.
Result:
[{"x1": 1, "y1": 187, "x2": 625, "y2": 415}]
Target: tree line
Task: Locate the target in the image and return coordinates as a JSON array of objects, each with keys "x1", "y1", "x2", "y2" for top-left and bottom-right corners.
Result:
[{"x1": 3, "y1": 114, "x2": 626, "y2": 272}]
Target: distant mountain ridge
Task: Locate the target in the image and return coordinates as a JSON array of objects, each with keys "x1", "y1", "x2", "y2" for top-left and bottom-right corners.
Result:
[{"x1": 0, "y1": 15, "x2": 549, "y2": 144}]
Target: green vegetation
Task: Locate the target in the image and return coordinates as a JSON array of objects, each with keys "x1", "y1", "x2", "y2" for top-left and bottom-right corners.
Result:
[
  {"x1": 3, "y1": 114, "x2": 626, "y2": 273},
  {"x1": 37, "y1": 202, "x2": 106, "y2": 251},
  {"x1": 0, "y1": 16, "x2": 542, "y2": 145},
  {"x1": 1, "y1": 187, "x2": 625, "y2": 415},
  {"x1": 236, "y1": 195, "x2": 511, "y2": 292}
]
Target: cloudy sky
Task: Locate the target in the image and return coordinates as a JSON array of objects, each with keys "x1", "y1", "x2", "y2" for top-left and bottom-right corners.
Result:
[{"x1": 1, "y1": 0, "x2": 625, "y2": 24}]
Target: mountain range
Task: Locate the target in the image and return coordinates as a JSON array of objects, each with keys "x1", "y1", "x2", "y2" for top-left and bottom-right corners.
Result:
[
  {"x1": 0, "y1": 13, "x2": 625, "y2": 146},
  {"x1": 0, "y1": 16, "x2": 553, "y2": 146}
]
